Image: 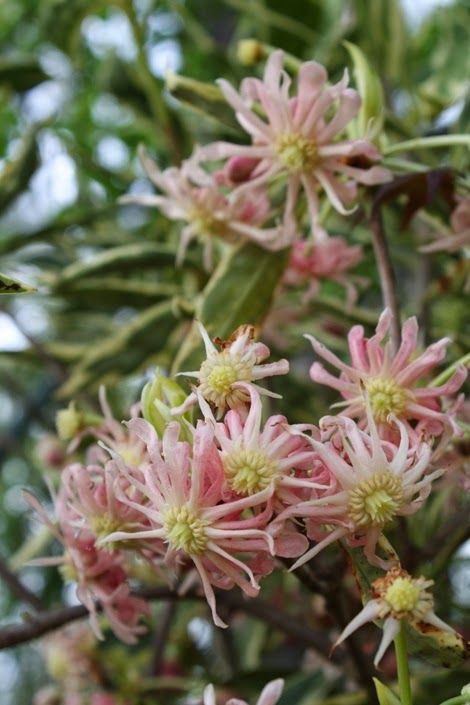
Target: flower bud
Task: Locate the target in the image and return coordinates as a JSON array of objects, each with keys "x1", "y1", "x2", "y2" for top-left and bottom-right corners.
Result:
[
  {"x1": 236, "y1": 39, "x2": 266, "y2": 66},
  {"x1": 56, "y1": 402, "x2": 83, "y2": 441},
  {"x1": 37, "y1": 435, "x2": 66, "y2": 470},
  {"x1": 141, "y1": 368, "x2": 192, "y2": 440}
]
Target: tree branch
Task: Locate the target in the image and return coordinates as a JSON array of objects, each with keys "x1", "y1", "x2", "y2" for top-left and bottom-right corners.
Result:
[
  {"x1": 147, "y1": 600, "x2": 177, "y2": 676},
  {"x1": 0, "y1": 555, "x2": 45, "y2": 611},
  {"x1": 0, "y1": 586, "x2": 336, "y2": 660}
]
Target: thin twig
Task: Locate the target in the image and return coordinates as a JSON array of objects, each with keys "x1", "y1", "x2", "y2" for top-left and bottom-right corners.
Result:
[
  {"x1": 370, "y1": 207, "x2": 401, "y2": 353},
  {"x1": 118, "y1": 0, "x2": 184, "y2": 162},
  {"x1": 0, "y1": 555, "x2": 45, "y2": 611},
  {"x1": 148, "y1": 600, "x2": 177, "y2": 676},
  {"x1": 0, "y1": 587, "x2": 335, "y2": 659},
  {"x1": 284, "y1": 556, "x2": 378, "y2": 705}
]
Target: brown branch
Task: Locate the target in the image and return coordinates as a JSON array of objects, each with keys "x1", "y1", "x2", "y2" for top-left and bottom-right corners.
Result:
[
  {"x1": 147, "y1": 600, "x2": 177, "y2": 676},
  {"x1": 370, "y1": 208, "x2": 401, "y2": 354},
  {"x1": 0, "y1": 586, "x2": 335, "y2": 661},
  {"x1": 0, "y1": 603, "x2": 88, "y2": 649},
  {"x1": 284, "y1": 555, "x2": 379, "y2": 705},
  {"x1": 0, "y1": 555, "x2": 45, "y2": 611}
]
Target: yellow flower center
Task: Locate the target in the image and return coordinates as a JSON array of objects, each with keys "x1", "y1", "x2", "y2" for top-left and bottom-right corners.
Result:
[
  {"x1": 364, "y1": 376, "x2": 409, "y2": 423},
  {"x1": 207, "y1": 364, "x2": 240, "y2": 394},
  {"x1": 275, "y1": 133, "x2": 319, "y2": 172},
  {"x1": 224, "y1": 448, "x2": 278, "y2": 495},
  {"x1": 163, "y1": 504, "x2": 208, "y2": 555},
  {"x1": 117, "y1": 443, "x2": 144, "y2": 467},
  {"x1": 384, "y1": 577, "x2": 421, "y2": 613},
  {"x1": 88, "y1": 513, "x2": 129, "y2": 552},
  {"x1": 190, "y1": 207, "x2": 225, "y2": 239},
  {"x1": 199, "y1": 351, "x2": 253, "y2": 408},
  {"x1": 348, "y1": 471, "x2": 404, "y2": 528}
]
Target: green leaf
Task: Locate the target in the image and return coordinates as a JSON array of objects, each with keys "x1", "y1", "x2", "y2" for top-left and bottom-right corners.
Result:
[
  {"x1": 165, "y1": 71, "x2": 241, "y2": 134},
  {"x1": 404, "y1": 620, "x2": 470, "y2": 670},
  {"x1": 57, "y1": 301, "x2": 178, "y2": 397},
  {"x1": 172, "y1": 242, "x2": 290, "y2": 373},
  {"x1": 343, "y1": 41, "x2": 385, "y2": 141},
  {"x1": 53, "y1": 243, "x2": 191, "y2": 286},
  {"x1": 373, "y1": 678, "x2": 401, "y2": 705},
  {"x1": 0, "y1": 57, "x2": 48, "y2": 91},
  {"x1": 0, "y1": 125, "x2": 40, "y2": 211},
  {"x1": 0, "y1": 273, "x2": 36, "y2": 294}
]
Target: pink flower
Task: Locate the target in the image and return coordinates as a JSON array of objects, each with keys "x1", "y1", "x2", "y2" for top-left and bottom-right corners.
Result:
[
  {"x1": 24, "y1": 490, "x2": 149, "y2": 644},
  {"x1": 203, "y1": 679, "x2": 284, "y2": 705},
  {"x1": 121, "y1": 148, "x2": 289, "y2": 270},
  {"x1": 334, "y1": 566, "x2": 454, "y2": 667},
  {"x1": 58, "y1": 460, "x2": 150, "y2": 550},
  {"x1": 100, "y1": 418, "x2": 275, "y2": 627},
  {"x1": 308, "y1": 308, "x2": 467, "y2": 437},
  {"x1": 75, "y1": 387, "x2": 150, "y2": 470},
  {"x1": 41, "y1": 623, "x2": 96, "y2": 691},
  {"x1": 421, "y1": 196, "x2": 470, "y2": 253},
  {"x1": 174, "y1": 323, "x2": 289, "y2": 419},
  {"x1": 274, "y1": 408, "x2": 437, "y2": 569},
  {"x1": 200, "y1": 383, "x2": 318, "y2": 506},
  {"x1": 194, "y1": 51, "x2": 390, "y2": 238},
  {"x1": 284, "y1": 237, "x2": 365, "y2": 305}
]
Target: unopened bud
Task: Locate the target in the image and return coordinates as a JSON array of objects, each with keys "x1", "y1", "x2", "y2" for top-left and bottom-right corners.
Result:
[
  {"x1": 56, "y1": 402, "x2": 83, "y2": 441},
  {"x1": 37, "y1": 435, "x2": 66, "y2": 470},
  {"x1": 142, "y1": 369, "x2": 192, "y2": 440},
  {"x1": 225, "y1": 155, "x2": 259, "y2": 184},
  {"x1": 236, "y1": 39, "x2": 266, "y2": 66}
]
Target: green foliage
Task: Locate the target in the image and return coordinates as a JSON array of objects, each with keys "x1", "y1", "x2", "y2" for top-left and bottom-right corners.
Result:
[
  {"x1": 373, "y1": 678, "x2": 401, "y2": 705},
  {"x1": 0, "y1": 272, "x2": 36, "y2": 293}
]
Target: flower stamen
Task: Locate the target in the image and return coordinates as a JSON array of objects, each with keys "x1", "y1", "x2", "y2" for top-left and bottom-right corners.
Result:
[
  {"x1": 275, "y1": 133, "x2": 319, "y2": 173},
  {"x1": 224, "y1": 448, "x2": 278, "y2": 495},
  {"x1": 348, "y1": 471, "x2": 404, "y2": 528},
  {"x1": 199, "y1": 351, "x2": 253, "y2": 407},
  {"x1": 163, "y1": 505, "x2": 208, "y2": 555},
  {"x1": 364, "y1": 376, "x2": 409, "y2": 422}
]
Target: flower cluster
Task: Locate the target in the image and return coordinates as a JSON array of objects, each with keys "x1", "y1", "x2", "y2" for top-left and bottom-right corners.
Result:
[
  {"x1": 27, "y1": 310, "x2": 465, "y2": 644},
  {"x1": 122, "y1": 51, "x2": 390, "y2": 312}
]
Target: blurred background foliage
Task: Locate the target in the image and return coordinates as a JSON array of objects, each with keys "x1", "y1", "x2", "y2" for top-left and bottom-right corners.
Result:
[{"x1": 0, "y1": 1, "x2": 469, "y2": 704}]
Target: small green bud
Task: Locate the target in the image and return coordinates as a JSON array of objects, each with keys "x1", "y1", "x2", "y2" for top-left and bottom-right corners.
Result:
[
  {"x1": 56, "y1": 402, "x2": 83, "y2": 441},
  {"x1": 141, "y1": 369, "x2": 193, "y2": 441},
  {"x1": 236, "y1": 39, "x2": 266, "y2": 66}
]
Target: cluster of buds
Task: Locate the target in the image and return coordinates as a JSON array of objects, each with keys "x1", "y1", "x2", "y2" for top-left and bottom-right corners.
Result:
[{"x1": 29, "y1": 311, "x2": 466, "y2": 645}]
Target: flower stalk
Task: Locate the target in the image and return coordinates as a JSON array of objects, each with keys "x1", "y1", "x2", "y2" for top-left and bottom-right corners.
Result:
[{"x1": 394, "y1": 621, "x2": 413, "y2": 705}]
